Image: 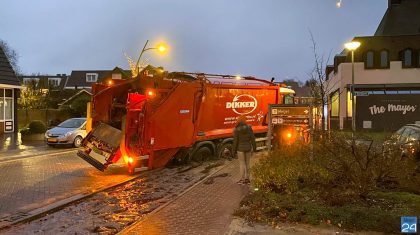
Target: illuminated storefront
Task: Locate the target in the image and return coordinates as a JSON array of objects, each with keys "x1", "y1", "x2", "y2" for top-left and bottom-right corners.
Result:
[{"x1": 326, "y1": 0, "x2": 420, "y2": 131}]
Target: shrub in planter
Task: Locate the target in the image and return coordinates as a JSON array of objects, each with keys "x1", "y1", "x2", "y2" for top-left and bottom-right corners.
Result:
[
  {"x1": 20, "y1": 120, "x2": 47, "y2": 141},
  {"x1": 20, "y1": 120, "x2": 47, "y2": 135},
  {"x1": 28, "y1": 120, "x2": 47, "y2": 134},
  {"x1": 309, "y1": 130, "x2": 418, "y2": 197},
  {"x1": 253, "y1": 145, "x2": 332, "y2": 194}
]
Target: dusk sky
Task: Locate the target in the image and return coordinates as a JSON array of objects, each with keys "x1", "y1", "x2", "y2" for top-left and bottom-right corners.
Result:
[{"x1": 1, "y1": 0, "x2": 387, "y2": 82}]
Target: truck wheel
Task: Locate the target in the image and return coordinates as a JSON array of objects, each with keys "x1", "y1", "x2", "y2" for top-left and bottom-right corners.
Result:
[
  {"x1": 192, "y1": 147, "x2": 212, "y2": 162},
  {"x1": 73, "y1": 136, "x2": 83, "y2": 148},
  {"x1": 218, "y1": 143, "x2": 233, "y2": 159}
]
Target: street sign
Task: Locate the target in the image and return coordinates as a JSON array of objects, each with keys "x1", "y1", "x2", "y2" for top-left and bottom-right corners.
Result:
[
  {"x1": 267, "y1": 104, "x2": 313, "y2": 151},
  {"x1": 271, "y1": 106, "x2": 310, "y2": 117},
  {"x1": 281, "y1": 117, "x2": 310, "y2": 125},
  {"x1": 272, "y1": 117, "x2": 310, "y2": 125}
]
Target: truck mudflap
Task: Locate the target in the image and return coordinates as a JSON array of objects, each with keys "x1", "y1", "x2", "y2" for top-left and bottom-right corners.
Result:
[{"x1": 77, "y1": 122, "x2": 122, "y2": 171}]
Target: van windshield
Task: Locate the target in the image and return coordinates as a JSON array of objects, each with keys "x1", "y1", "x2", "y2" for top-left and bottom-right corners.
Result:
[{"x1": 57, "y1": 119, "x2": 85, "y2": 128}]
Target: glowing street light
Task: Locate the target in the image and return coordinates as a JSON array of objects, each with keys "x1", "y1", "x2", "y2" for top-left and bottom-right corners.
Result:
[
  {"x1": 344, "y1": 41, "x2": 361, "y2": 133},
  {"x1": 344, "y1": 41, "x2": 361, "y2": 51},
  {"x1": 157, "y1": 44, "x2": 167, "y2": 53},
  {"x1": 135, "y1": 40, "x2": 168, "y2": 75}
]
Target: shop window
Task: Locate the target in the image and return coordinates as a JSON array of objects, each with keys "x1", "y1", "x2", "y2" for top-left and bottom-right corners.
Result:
[
  {"x1": 5, "y1": 89, "x2": 12, "y2": 97},
  {"x1": 331, "y1": 91, "x2": 339, "y2": 117},
  {"x1": 365, "y1": 51, "x2": 374, "y2": 69},
  {"x1": 4, "y1": 97, "x2": 13, "y2": 120},
  {"x1": 380, "y1": 50, "x2": 389, "y2": 68},
  {"x1": 0, "y1": 89, "x2": 14, "y2": 121},
  {"x1": 347, "y1": 91, "x2": 352, "y2": 117},
  {"x1": 0, "y1": 98, "x2": 3, "y2": 122}
]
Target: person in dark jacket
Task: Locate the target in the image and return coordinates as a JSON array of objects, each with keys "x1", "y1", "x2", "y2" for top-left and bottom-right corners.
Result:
[{"x1": 233, "y1": 115, "x2": 256, "y2": 184}]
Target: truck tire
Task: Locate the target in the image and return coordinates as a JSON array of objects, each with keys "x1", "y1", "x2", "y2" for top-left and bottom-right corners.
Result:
[
  {"x1": 192, "y1": 147, "x2": 212, "y2": 162},
  {"x1": 218, "y1": 143, "x2": 233, "y2": 159}
]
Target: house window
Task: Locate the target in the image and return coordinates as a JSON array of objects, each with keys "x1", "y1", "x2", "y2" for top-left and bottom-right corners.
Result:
[
  {"x1": 331, "y1": 90, "x2": 339, "y2": 117},
  {"x1": 380, "y1": 50, "x2": 389, "y2": 68},
  {"x1": 112, "y1": 73, "x2": 122, "y2": 80},
  {"x1": 403, "y1": 49, "x2": 413, "y2": 67},
  {"x1": 48, "y1": 78, "x2": 61, "y2": 87},
  {"x1": 366, "y1": 51, "x2": 374, "y2": 68},
  {"x1": 86, "y1": 73, "x2": 98, "y2": 82},
  {"x1": 23, "y1": 78, "x2": 39, "y2": 85}
]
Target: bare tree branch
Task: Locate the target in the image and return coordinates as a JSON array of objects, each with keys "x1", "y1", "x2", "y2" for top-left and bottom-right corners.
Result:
[{"x1": 307, "y1": 30, "x2": 332, "y2": 130}]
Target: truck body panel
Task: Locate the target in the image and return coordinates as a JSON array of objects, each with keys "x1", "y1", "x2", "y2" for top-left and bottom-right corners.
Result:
[{"x1": 78, "y1": 72, "x2": 294, "y2": 172}]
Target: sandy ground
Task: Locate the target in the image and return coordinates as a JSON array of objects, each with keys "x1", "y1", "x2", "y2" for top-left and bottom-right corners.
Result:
[{"x1": 1, "y1": 160, "x2": 227, "y2": 235}]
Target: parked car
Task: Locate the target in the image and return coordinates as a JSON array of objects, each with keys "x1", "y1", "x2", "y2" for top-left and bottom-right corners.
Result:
[
  {"x1": 383, "y1": 124, "x2": 420, "y2": 159},
  {"x1": 45, "y1": 118, "x2": 87, "y2": 147}
]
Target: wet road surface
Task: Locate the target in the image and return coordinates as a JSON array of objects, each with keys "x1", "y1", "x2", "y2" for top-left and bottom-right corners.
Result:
[{"x1": 0, "y1": 151, "x2": 134, "y2": 222}]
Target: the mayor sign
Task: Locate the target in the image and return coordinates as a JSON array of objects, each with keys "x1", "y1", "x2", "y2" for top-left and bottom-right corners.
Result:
[
  {"x1": 356, "y1": 94, "x2": 420, "y2": 131},
  {"x1": 369, "y1": 104, "x2": 417, "y2": 115}
]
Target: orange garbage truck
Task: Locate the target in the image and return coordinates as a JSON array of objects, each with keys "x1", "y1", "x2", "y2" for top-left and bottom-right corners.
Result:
[{"x1": 77, "y1": 71, "x2": 294, "y2": 173}]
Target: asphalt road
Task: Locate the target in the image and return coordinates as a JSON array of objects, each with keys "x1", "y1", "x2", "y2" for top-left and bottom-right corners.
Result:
[{"x1": 0, "y1": 151, "x2": 134, "y2": 222}]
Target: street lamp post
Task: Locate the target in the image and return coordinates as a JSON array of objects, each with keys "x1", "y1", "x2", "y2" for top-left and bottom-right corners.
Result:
[
  {"x1": 135, "y1": 40, "x2": 167, "y2": 75},
  {"x1": 344, "y1": 41, "x2": 361, "y2": 133}
]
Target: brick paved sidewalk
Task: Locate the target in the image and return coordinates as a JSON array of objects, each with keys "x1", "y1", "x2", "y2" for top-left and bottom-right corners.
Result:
[
  {"x1": 0, "y1": 152, "x2": 134, "y2": 226},
  {"x1": 120, "y1": 159, "x2": 252, "y2": 235}
]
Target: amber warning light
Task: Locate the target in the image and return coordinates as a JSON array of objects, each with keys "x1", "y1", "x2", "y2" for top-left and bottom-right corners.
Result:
[{"x1": 146, "y1": 90, "x2": 155, "y2": 98}]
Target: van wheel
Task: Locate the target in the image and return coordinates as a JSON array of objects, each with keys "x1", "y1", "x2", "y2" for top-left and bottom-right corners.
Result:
[
  {"x1": 192, "y1": 147, "x2": 212, "y2": 162},
  {"x1": 218, "y1": 143, "x2": 233, "y2": 159},
  {"x1": 73, "y1": 136, "x2": 83, "y2": 148}
]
